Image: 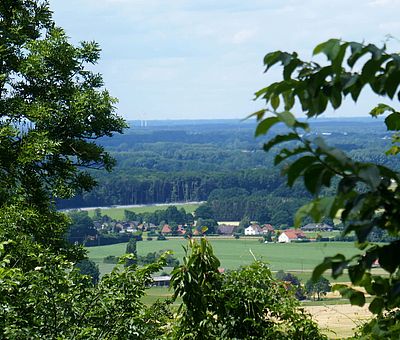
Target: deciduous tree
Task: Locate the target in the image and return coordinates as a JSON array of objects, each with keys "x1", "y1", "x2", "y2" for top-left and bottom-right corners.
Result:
[{"x1": 254, "y1": 38, "x2": 400, "y2": 337}]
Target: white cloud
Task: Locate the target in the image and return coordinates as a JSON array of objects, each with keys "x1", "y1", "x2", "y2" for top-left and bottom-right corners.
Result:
[
  {"x1": 231, "y1": 29, "x2": 257, "y2": 44},
  {"x1": 51, "y1": 0, "x2": 400, "y2": 119}
]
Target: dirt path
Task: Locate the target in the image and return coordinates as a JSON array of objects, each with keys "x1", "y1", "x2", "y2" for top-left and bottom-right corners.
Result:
[{"x1": 305, "y1": 304, "x2": 372, "y2": 339}]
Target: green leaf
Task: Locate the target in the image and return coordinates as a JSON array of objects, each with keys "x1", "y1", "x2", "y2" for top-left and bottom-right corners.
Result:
[
  {"x1": 348, "y1": 42, "x2": 367, "y2": 68},
  {"x1": 349, "y1": 290, "x2": 366, "y2": 306},
  {"x1": 378, "y1": 242, "x2": 400, "y2": 274},
  {"x1": 358, "y1": 165, "x2": 381, "y2": 190},
  {"x1": 303, "y1": 163, "x2": 327, "y2": 194},
  {"x1": 350, "y1": 83, "x2": 363, "y2": 101},
  {"x1": 333, "y1": 284, "x2": 366, "y2": 306},
  {"x1": 369, "y1": 297, "x2": 384, "y2": 314},
  {"x1": 283, "y1": 58, "x2": 301, "y2": 80},
  {"x1": 370, "y1": 103, "x2": 395, "y2": 117},
  {"x1": 312, "y1": 260, "x2": 332, "y2": 281},
  {"x1": 338, "y1": 176, "x2": 357, "y2": 194},
  {"x1": 286, "y1": 155, "x2": 317, "y2": 187},
  {"x1": 348, "y1": 264, "x2": 366, "y2": 285},
  {"x1": 263, "y1": 51, "x2": 282, "y2": 70},
  {"x1": 276, "y1": 111, "x2": 296, "y2": 127},
  {"x1": 314, "y1": 137, "x2": 349, "y2": 167},
  {"x1": 313, "y1": 254, "x2": 346, "y2": 281},
  {"x1": 331, "y1": 261, "x2": 349, "y2": 278},
  {"x1": 385, "y1": 112, "x2": 400, "y2": 131},
  {"x1": 294, "y1": 202, "x2": 312, "y2": 227},
  {"x1": 385, "y1": 69, "x2": 400, "y2": 99},
  {"x1": 271, "y1": 95, "x2": 280, "y2": 110},
  {"x1": 313, "y1": 39, "x2": 341, "y2": 61},
  {"x1": 255, "y1": 117, "x2": 280, "y2": 137},
  {"x1": 282, "y1": 91, "x2": 295, "y2": 110},
  {"x1": 342, "y1": 74, "x2": 359, "y2": 91},
  {"x1": 274, "y1": 146, "x2": 308, "y2": 165},
  {"x1": 244, "y1": 109, "x2": 266, "y2": 121},
  {"x1": 263, "y1": 133, "x2": 299, "y2": 152},
  {"x1": 330, "y1": 86, "x2": 342, "y2": 109}
]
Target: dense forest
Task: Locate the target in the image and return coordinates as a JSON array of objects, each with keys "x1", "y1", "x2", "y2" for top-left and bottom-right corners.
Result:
[{"x1": 59, "y1": 118, "x2": 396, "y2": 225}]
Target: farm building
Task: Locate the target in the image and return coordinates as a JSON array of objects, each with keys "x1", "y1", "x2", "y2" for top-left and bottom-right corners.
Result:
[
  {"x1": 261, "y1": 224, "x2": 275, "y2": 234},
  {"x1": 244, "y1": 224, "x2": 262, "y2": 235},
  {"x1": 161, "y1": 224, "x2": 172, "y2": 234},
  {"x1": 217, "y1": 224, "x2": 237, "y2": 235},
  {"x1": 301, "y1": 223, "x2": 333, "y2": 231},
  {"x1": 152, "y1": 275, "x2": 171, "y2": 287},
  {"x1": 278, "y1": 229, "x2": 307, "y2": 243}
]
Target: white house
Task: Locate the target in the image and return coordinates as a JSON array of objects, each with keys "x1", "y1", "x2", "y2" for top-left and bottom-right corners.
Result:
[
  {"x1": 278, "y1": 229, "x2": 306, "y2": 243},
  {"x1": 244, "y1": 225, "x2": 261, "y2": 236}
]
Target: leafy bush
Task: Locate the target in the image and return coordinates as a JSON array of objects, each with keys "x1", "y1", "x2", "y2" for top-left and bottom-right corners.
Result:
[{"x1": 170, "y1": 238, "x2": 326, "y2": 339}]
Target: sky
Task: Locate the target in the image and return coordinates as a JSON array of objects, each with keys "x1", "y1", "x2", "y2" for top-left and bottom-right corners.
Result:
[{"x1": 51, "y1": 0, "x2": 400, "y2": 120}]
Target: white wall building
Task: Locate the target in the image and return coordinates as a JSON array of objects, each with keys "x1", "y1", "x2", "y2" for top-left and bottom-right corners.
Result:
[{"x1": 244, "y1": 225, "x2": 261, "y2": 236}]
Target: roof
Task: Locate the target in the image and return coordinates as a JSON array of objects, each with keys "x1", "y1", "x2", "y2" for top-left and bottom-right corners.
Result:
[
  {"x1": 152, "y1": 275, "x2": 171, "y2": 282},
  {"x1": 177, "y1": 225, "x2": 186, "y2": 235},
  {"x1": 262, "y1": 224, "x2": 274, "y2": 231},
  {"x1": 217, "y1": 225, "x2": 236, "y2": 235},
  {"x1": 302, "y1": 223, "x2": 332, "y2": 230},
  {"x1": 246, "y1": 224, "x2": 261, "y2": 232},
  {"x1": 282, "y1": 229, "x2": 306, "y2": 239},
  {"x1": 161, "y1": 224, "x2": 172, "y2": 234}
]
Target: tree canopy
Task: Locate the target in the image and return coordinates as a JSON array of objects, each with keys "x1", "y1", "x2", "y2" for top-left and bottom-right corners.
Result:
[
  {"x1": 254, "y1": 38, "x2": 400, "y2": 337},
  {"x1": 0, "y1": 0, "x2": 126, "y2": 210}
]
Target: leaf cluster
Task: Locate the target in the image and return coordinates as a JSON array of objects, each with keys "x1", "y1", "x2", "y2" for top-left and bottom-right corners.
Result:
[
  {"x1": 253, "y1": 38, "x2": 400, "y2": 336},
  {"x1": 170, "y1": 238, "x2": 325, "y2": 339}
]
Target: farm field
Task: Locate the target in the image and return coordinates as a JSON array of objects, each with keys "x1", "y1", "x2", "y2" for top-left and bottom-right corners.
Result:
[
  {"x1": 84, "y1": 202, "x2": 201, "y2": 220},
  {"x1": 305, "y1": 304, "x2": 372, "y2": 339},
  {"x1": 88, "y1": 239, "x2": 360, "y2": 277},
  {"x1": 140, "y1": 286, "x2": 372, "y2": 339},
  {"x1": 90, "y1": 240, "x2": 376, "y2": 338}
]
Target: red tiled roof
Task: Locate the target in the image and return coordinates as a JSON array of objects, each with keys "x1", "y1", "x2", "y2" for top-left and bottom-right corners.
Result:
[
  {"x1": 282, "y1": 229, "x2": 306, "y2": 239},
  {"x1": 263, "y1": 224, "x2": 274, "y2": 231},
  {"x1": 161, "y1": 224, "x2": 172, "y2": 234}
]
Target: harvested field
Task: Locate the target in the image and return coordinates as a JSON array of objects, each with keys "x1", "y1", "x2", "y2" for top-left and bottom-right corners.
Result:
[{"x1": 305, "y1": 304, "x2": 372, "y2": 339}]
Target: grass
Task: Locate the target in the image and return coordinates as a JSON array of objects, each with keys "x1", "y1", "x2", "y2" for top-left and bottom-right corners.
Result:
[
  {"x1": 88, "y1": 239, "x2": 361, "y2": 279},
  {"x1": 85, "y1": 203, "x2": 200, "y2": 220},
  {"x1": 88, "y1": 239, "x2": 374, "y2": 339},
  {"x1": 142, "y1": 287, "x2": 181, "y2": 306}
]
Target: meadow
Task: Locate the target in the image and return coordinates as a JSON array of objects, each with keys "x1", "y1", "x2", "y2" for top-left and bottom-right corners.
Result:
[
  {"x1": 85, "y1": 203, "x2": 201, "y2": 220},
  {"x1": 88, "y1": 239, "x2": 376, "y2": 338},
  {"x1": 88, "y1": 238, "x2": 360, "y2": 277}
]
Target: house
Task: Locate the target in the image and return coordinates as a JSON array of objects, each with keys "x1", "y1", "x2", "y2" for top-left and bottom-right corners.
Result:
[
  {"x1": 161, "y1": 224, "x2": 172, "y2": 235},
  {"x1": 278, "y1": 229, "x2": 306, "y2": 243},
  {"x1": 177, "y1": 225, "x2": 186, "y2": 235},
  {"x1": 193, "y1": 229, "x2": 201, "y2": 236},
  {"x1": 261, "y1": 224, "x2": 275, "y2": 234},
  {"x1": 217, "y1": 224, "x2": 236, "y2": 235},
  {"x1": 152, "y1": 275, "x2": 171, "y2": 287},
  {"x1": 301, "y1": 223, "x2": 333, "y2": 231},
  {"x1": 245, "y1": 224, "x2": 262, "y2": 236}
]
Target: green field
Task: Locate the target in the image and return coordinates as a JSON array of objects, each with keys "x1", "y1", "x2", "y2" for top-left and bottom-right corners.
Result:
[
  {"x1": 88, "y1": 239, "x2": 360, "y2": 278},
  {"x1": 85, "y1": 203, "x2": 200, "y2": 220}
]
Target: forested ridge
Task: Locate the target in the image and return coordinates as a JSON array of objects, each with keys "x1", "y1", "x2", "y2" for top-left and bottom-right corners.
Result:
[{"x1": 60, "y1": 118, "x2": 397, "y2": 224}]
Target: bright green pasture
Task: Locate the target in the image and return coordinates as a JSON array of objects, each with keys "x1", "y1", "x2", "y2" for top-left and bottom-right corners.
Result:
[
  {"x1": 86, "y1": 203, "x2": 200, "y2": 220},
  {"x1": 87, "y1": 239, "x2": 359, "y2": 277}
]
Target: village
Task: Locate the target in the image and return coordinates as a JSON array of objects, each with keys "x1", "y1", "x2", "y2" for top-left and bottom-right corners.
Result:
[{"x1": 83, "y1": 209, "x2": 338, "y2": 245}]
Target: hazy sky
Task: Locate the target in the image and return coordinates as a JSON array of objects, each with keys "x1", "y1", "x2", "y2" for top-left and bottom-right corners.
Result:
[{"x1": 51, "y1": 0, "x2": 400, "y2": 120}]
